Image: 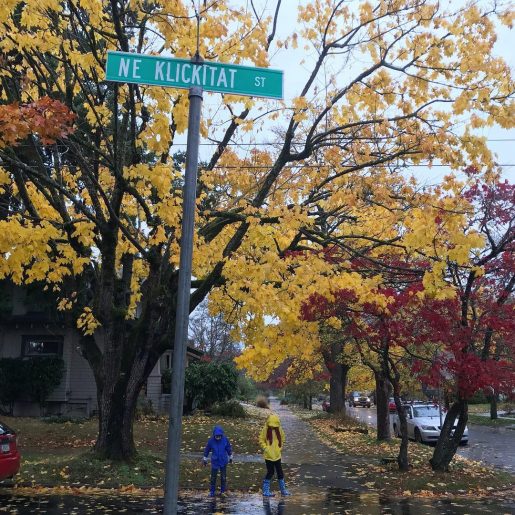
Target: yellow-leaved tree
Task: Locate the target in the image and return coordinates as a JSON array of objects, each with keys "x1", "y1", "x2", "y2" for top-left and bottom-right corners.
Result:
[{"x1": 0, "y1": 0, "x2": 513, "y2": 460}]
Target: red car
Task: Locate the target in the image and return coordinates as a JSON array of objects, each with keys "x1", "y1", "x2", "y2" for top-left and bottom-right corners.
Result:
[{"x1": 0, "y1": 421, "x2": 20, "y2": 481}]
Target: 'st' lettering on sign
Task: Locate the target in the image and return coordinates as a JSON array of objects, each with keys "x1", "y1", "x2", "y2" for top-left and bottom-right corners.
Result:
[{"x1": 106, "y1": 51, "x2": 283, "y2": 99}]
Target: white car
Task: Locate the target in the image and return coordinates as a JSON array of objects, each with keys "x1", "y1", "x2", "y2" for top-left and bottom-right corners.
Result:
[{"x1": 392, "y1": 404, "x2": 469, "y2": 445}]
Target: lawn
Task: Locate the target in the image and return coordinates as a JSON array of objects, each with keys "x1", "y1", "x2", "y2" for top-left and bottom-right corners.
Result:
[
  {"x1": 3, "y1": 407, "x2": 273, "y2": 492},
  {"x1": 468, "y1": 402, "x2": 514, "y2": 415},
  {"x1": 468, "y1": 414, "x2": 515, "y2": 428},
  {"x1": 309, "y1": 414, "x2": 515, "y2": 497},
  {"x1": 17, "y1": 451, "x2": 267, "y2": 492},
  {"x1": 3, "y1": 412, "x2": 264, "y2": 455}
]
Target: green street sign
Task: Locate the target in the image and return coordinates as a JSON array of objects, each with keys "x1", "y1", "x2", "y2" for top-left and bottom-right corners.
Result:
[{"x1": 105, "y1": 51, "x2": 283, "y2": 99}]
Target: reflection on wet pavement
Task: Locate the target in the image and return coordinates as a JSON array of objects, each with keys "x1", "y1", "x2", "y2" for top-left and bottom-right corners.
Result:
[{"x1": 1, "y1": 491, "x2": 514, "y2": 514}]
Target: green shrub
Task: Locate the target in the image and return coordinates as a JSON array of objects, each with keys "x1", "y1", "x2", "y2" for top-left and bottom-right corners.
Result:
[
  {"x1": 211, "y1": 400, "x2": 246, "y2": 418},
  {"x1": 237, "y1": 374, "x2": 257, "y2": 402},
  {"x1": 0, "y1": 358, "x2": 27, "y2": 414},
  {"x1": 161, "y1": 368, "x2": 171, "y2": 394},
  {"x1": 0, "y1": 356, "x2": 65, "y2": 414},
  {"x1": 184, "y1": 361, "x2": 239, "y2": 410},
  {"x1": 255, "y1": 395, "x2": 269, "y2": 409},
  {"x1": 135, "y1": 393, "x2": 155, "y2": 419},
  {"x1": 26, "y1": 356, "x2": 65, "y2": 405},
  {"x1": 42, "y1": 415, "x2": 87, "y2": 424},
  {"x1": 469, "y1": 391, "x2": 489, "y2": 404}
]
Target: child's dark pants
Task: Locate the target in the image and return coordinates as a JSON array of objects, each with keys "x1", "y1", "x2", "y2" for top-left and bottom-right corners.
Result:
[
  {"x1": 210, "y1": 466, "x2": 227, "y2": 492},
  {"x1": 265, "y1": 459, "x2": 284, "y2": 480}
]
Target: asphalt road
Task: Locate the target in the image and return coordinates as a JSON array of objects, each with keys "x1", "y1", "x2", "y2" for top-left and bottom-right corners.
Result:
[{"x1": 347, "y1": 406, "x2": 515, "y2": 473}]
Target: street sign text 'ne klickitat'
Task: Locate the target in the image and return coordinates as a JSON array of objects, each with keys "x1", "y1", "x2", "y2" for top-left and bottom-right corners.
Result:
[{"x1": 106, "y1": 51, "x2": 283, "y2": 99}]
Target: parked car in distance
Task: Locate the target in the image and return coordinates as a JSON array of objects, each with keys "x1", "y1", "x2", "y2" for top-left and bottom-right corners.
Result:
[
  {"x1": 349, "y1": 392, "x2": 372, "y2": 408},
  {"x1": 322, "y1": 400, "x2": 330, "y2": 412},
  {"x1": 392, "y1": 403, "x2": 469, "y2": 445},
  {"x1": 388, "y1": 397, "x2": 397, "y2": 412},
  {"x1": 0, "y1": 421, "x2": 20, "y2": 482}
]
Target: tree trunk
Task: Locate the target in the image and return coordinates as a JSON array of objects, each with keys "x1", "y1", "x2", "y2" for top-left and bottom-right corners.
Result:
[
  {"x1": 489, "y1": 392, "x2": 498, "y2": 420},
  {"x1": 375, "y1": 371, "x2": 391, "y2": 441},
  {"x1": 444, "y1": 391, "x2": 451, "y2": 410},
  {"x1": 89, "y1": 323, "x2": 162, "y2": 461},
  {"x1": 323, "y1": 342, "x2": 349, "y2": 415},
  {"x1": 430, "y1": 398, "x2": 468, "y2": 471},
  {"x1": 393, "y1": 391, "x2": 409, "y2": 471},
  {"x1": 95, "y1": 381, "x2": 137, "y2": 460},
  {"x1": 380, "y1": 340, "x2": 408, "y2": 471}
]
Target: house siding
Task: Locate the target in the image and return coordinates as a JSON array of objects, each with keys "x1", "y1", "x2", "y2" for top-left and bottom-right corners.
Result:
[
  {"x1": 146, "y1": 359, "x2": 162, "y2": 414},
  {"x1": 0, "y1": 326, "x2": 70, "y2": 415},
  {"x1": 1, "y1": 283, "x2": 203, "y2": 418},
  {"x1": 67, "y1": 334, "x2": 98, "y2": 417}
]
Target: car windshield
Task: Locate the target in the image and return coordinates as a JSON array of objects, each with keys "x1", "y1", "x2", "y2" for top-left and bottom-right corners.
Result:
[{"x1": 413, "y1": 406, "x2": 440, "y2": 418}]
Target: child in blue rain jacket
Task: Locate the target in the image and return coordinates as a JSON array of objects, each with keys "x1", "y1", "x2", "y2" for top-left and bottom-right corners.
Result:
[{"x1": 203, "y1": 425, "x2": 233, "y2": 496}]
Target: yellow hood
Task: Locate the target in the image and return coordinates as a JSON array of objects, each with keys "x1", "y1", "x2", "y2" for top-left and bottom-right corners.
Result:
[{"x1": 267, "y1": 414, "x2": 281, "y2": 427}]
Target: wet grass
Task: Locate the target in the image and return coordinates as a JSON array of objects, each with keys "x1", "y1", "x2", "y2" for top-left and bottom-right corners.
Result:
[
  {"x1": 6, "y1": 408, "x2": 266, "y2": 492},
  {"x1": 4, "y1": 411, "x2": 262, "y2": 455},
  {"x1": 17, "y1": 450, "x2": 269, "y2": 492},
  {"x1": 2, "y1": 416, "x2": 97, "y2": 449},
  {"x1": 467, "y1": 402, "x2": 514, "y2": 414},
  {"x1": 310, "y1": 416, "x2": 515, "y2": 497},
  {"x1": 468, "y1": 414, "x2": 515, "y2": 427}
]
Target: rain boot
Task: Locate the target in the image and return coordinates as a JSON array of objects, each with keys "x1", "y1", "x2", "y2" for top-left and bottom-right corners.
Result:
[
  {"x1": 262, "y1": 479, "x2": 275, "y2": 497},
  {"x1": 278, "y1": 478, "x2": 290, "y2": 496}
]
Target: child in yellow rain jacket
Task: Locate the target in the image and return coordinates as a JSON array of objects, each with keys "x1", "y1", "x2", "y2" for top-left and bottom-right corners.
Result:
[{"x1": 259, "y1": 413, "x2": 291, "y2": 497}]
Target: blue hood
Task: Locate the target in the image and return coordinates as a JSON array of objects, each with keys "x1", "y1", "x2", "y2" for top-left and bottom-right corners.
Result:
[{"x1": 213, "y1": 425, "x2": 224, "y2": 437}]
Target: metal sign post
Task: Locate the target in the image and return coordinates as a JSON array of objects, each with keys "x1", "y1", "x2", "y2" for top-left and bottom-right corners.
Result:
[
  {"x1": 163, "y1": 84, "x2": 202, "y2": 515},
  {"x1": 105, "y1": 50, "x2": 282, "y2": 515}
]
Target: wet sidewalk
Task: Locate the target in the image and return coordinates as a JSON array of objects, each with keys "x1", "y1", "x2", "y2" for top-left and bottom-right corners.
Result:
[{"x1": 270, "y1": 398, "x2": 368, "y2": 492}]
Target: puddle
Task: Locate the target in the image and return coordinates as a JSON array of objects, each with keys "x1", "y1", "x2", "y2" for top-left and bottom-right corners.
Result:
[{"x1": 0, "y1": 490, "x2": 514, "y2": 514}]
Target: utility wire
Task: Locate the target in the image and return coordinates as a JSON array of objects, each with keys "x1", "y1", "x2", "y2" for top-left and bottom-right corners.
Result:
[
  {"x1": 209, "y1": 164, "x2": 515, "y2": 169},
  {"x1": 170, "y1": 138, "x2": 515, "y2": 147}
]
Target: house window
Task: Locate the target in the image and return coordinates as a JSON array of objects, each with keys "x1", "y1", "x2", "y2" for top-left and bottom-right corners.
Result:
[{"x1": 22, "y1": 335, "x2": 63, "y2": 357}]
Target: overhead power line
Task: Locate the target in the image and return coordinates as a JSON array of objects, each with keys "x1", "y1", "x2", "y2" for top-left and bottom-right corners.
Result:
[
  {"x1": 172, "y1": 138, "x2": 515, "y2": 147},
  {"x1": 209, "y1": 164, "x2": 515, "y2": 169}
]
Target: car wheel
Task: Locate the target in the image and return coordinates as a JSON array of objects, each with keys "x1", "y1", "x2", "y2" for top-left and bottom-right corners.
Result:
[{"x1": 414, "y1": 428, "x2": 423, "y2": 444}]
